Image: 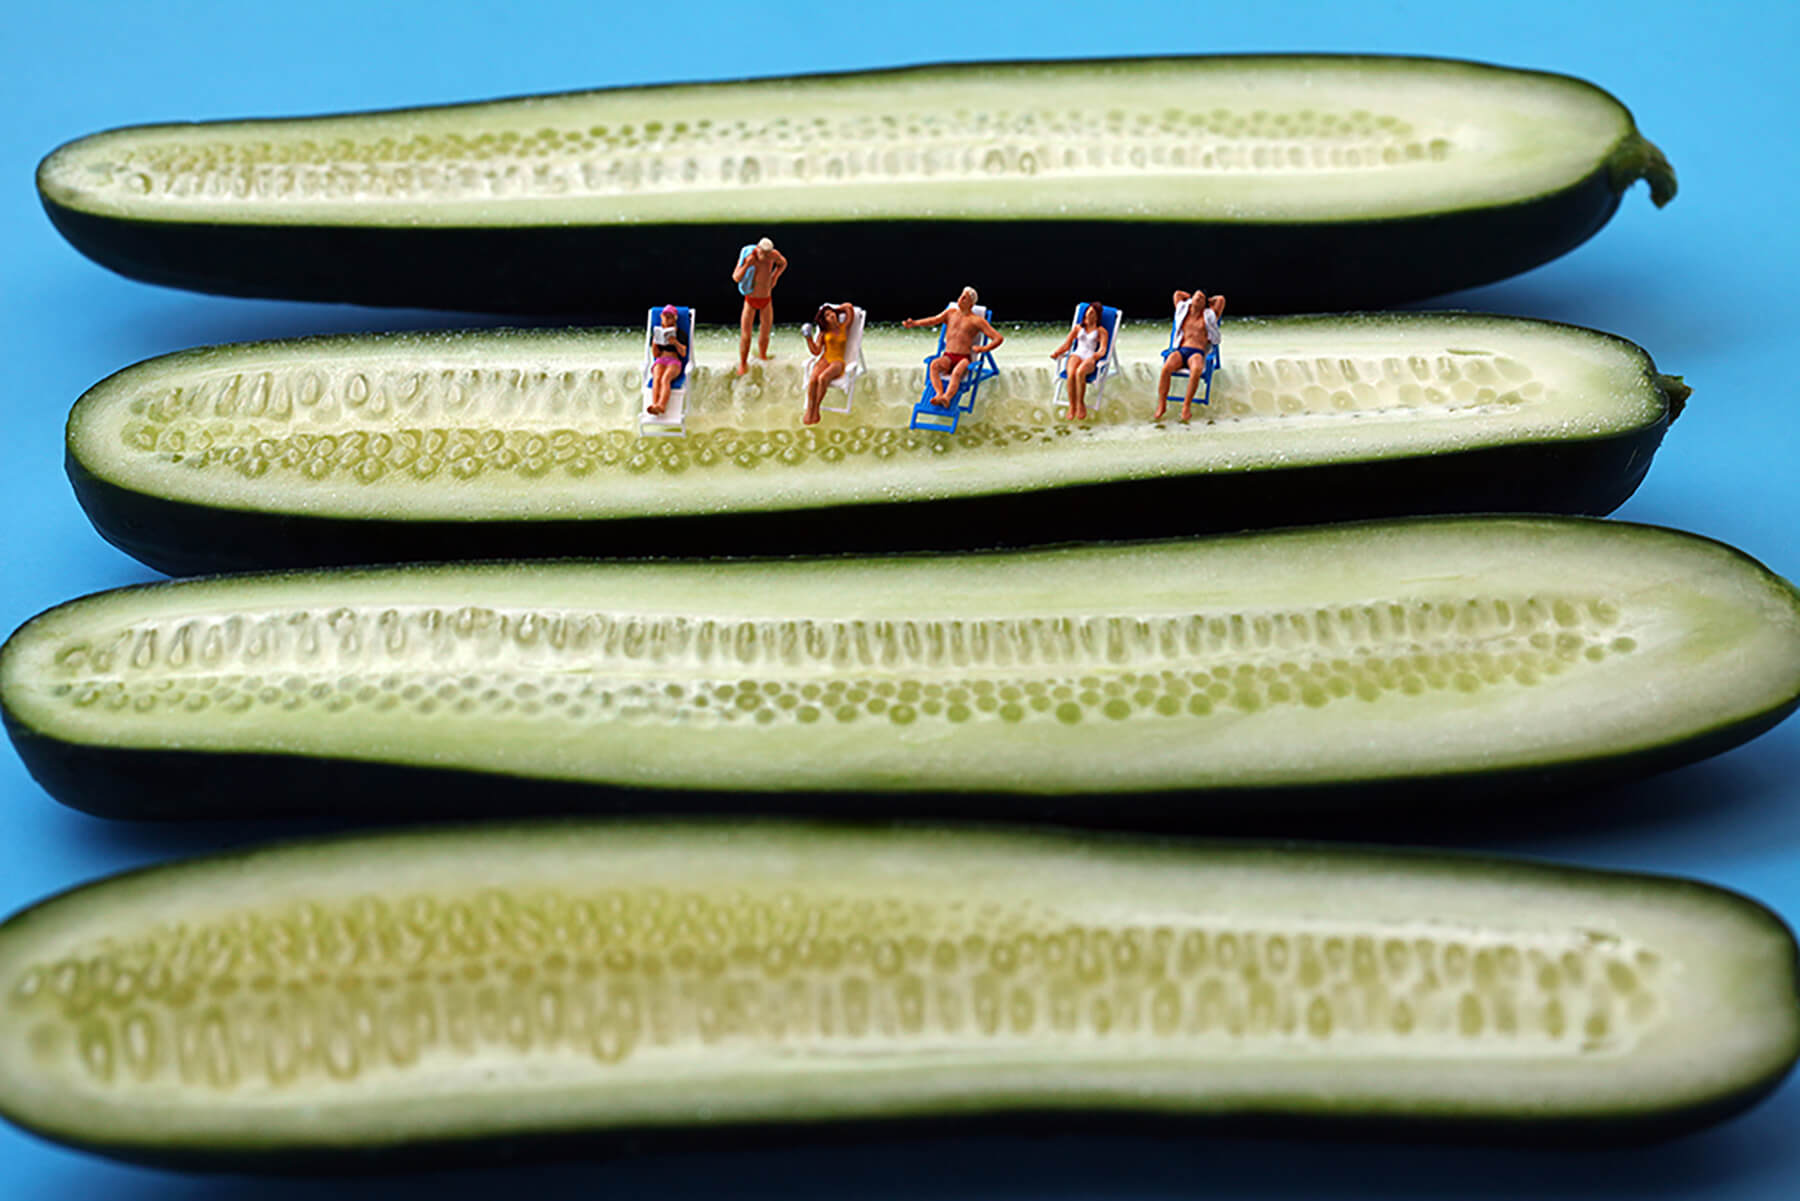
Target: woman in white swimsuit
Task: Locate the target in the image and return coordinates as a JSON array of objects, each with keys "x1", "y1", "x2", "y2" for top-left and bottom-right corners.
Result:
[{"x1": 1050, "y1": 302, "x2": 1110, "y2": 421}]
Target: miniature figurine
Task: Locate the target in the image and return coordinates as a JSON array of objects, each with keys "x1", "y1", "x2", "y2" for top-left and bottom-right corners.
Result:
[
  {"x1": 732, "y1": 237, "x2": 787, "y2": 375},
  {"x1": 1050, "y1": 301, "x2": 1113, "y2": 421},
  {"x1": 903, "y1": 286, "x2": 1005, "y2": 407},
  {"x1": 802, "y1": 302, "x2": 858, "y2": 425},
  {"x1": 1154, "y1": 290, "x2": 1227, "y2": 423},
  {"x1": 647, "y1": 304, "x2": 687, "y2": 415}
]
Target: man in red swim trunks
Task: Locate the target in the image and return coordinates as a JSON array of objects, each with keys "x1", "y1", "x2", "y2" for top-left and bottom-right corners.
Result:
[
  {"x1": 733, "y1": 237, "x2": 788, "y2": 375},
  {"x1": 903, "y1": 286, "x2": 1005, "y2": 407}
]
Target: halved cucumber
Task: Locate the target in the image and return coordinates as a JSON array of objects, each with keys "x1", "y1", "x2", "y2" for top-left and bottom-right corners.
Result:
[
  {"x1": 0, "y1": 823, "x2": 1793, "y2": 1168},
  {"x1": 67, "y1": 314, "x2": 1683, "y2": 575},
  {"x1": 36, "y1": 56, "x2": 1675, "y2": 315},
  {"x1": 4, "y1": 518, "x2": 1797, "y2": 820}
]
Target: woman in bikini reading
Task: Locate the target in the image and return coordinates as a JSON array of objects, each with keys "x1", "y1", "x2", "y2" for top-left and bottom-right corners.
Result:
[
  {"x1": 647, "y1": 305, "x2": 686, "y2": 415},
  {"x1": 1049, "y1": 301, "x2": 1110, "y2": 421}
]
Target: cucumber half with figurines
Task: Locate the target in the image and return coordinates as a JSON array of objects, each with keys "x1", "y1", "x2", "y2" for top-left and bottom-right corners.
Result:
[
  {"x1": 4, "y1": 517, "x2": 1798, "y2": 821},
  {"x1": 0, "y1": 823, "x2": 1794, "y2": 1169},
  {"x1": 67, "y1": 314, "x2": 1684, "y2": 575},
  {"x1": 36, "y1": 55, "x2": 1675, "y2": 315}
]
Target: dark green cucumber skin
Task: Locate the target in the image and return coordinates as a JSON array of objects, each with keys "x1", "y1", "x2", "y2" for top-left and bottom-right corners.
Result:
[
  {"x1": 0, "y1": 826, "x2": 1793, "y2": 1170},
  {"x1": 5, "y1": 672, "x2": 1792, "y2": 826},
  {"x1": 13, "y1": 1084, "x2": 1799, "y2": 1174},
  {"x1": 40, "y1": 170, "x2": 1626, "y2": 319},
  {"x1": 66, "y1": 416, "x2": 1668, "y2": 576}
]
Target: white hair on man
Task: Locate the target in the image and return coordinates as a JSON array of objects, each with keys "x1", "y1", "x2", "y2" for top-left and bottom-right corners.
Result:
[
  {"x1": 961, "y1": 285, "x2": 978, "y2": 303},
  {"x1": 757, "y1": 237, "x2": 775, "y2": 252}
]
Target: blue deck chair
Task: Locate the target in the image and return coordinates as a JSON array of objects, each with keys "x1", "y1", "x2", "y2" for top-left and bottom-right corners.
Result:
[
  {"x1": 1162, "y1": 299, "x2": 1221, "y2": 412},
  {"x1": 640, "y1": 305, "x2": 695, "y2": 437},
  {"x1": 909, "y1": 305, "x2": 1000, "y2": 433},
  {"x1": 1053, "y1": 303, "x2": 1123, "y2": 408}
]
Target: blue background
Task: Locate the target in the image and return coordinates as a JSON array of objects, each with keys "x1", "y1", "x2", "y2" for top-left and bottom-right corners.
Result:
[{"x1": 2, "y1": 0, "x2": 1797, "y2": 1195}]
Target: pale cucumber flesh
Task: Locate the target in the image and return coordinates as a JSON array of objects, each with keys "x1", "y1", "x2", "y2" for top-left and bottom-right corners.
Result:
[
  {"x1": 70, "y1": 315, "x2": 1674, "y2": 523},
  {"x1": 37, "y1": 57, "x2": 1659, "y2": 228},
  {"x1": 0, "y1": 825, "x2": 1792, "y2": 1164},
  {"x1": 35, "y1": 57, "x2": 1675, "y2": 314},
  {"x1": 3, "y1": 518, "x2": 1798, "y2": 809}
]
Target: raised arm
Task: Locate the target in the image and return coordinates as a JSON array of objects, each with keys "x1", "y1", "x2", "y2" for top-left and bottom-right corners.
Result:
[
  {"x1": 902, "y1": 308, "x2": 952, "y2": 329},
  {"x1": 1172, "y1": 289, "x2": 1193, "y2": 308}
]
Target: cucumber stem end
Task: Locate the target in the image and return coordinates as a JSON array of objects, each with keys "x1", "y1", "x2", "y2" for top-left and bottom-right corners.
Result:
[
  {"x1": 1658, "y1": 374, "x2": 1690, "y2": 421},
  {"x1": 1611, "y1": 134, "x2": 1678, "y2": 208}
]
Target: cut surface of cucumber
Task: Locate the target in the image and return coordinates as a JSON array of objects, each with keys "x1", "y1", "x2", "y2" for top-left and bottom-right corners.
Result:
[
  {"x1": 66, "y1": 315, "x2": 1681, "y2": 575},
  {"x1": 0, "y1": 824, "x2": 1793, "y2": 1167},
  {"x1": 4, "y1": 518, "x2": 1798, "y2": 820},
  {"x1": 36, "y1": 56, "x2": 1675, "y2": 314}
]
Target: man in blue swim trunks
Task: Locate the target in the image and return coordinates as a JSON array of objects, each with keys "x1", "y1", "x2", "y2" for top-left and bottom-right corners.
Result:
[{"x1": 1154, "y1": 289, "x2": 1227, "y2": 423}]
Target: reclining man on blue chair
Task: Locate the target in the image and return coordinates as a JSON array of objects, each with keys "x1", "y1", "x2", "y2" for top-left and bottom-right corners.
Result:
[
  {"x1": 1154, "y1": 289, "x2": 1227, "y2": 423},
  {"x1": 903, "y1": 286, "x2": 1006, "y2": 407}
]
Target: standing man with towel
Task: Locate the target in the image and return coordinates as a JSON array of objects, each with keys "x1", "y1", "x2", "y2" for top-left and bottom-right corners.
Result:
[{"x1": 733, "y1": 237, "x2": 788, "y2": 375}]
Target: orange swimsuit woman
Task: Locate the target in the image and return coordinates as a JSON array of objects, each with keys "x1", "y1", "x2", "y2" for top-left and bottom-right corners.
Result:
[{"x1": 803, "y1": 302, "x2": 855, "y2": 425}]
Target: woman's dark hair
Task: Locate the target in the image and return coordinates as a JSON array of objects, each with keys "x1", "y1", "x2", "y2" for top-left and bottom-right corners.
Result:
[
  {"x1": 1082, "y1": 302, "x2": 1102, "y2": 326},
  {"x1": 814, "y1": 304, "x2": 835, "y2": 328}
]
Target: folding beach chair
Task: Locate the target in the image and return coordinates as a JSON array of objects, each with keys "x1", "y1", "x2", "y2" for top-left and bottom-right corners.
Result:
[
  {"x1": 909, "y1": 306, "x2": 1000, "y2": 433},
  {"x1": 1053, "y1": 303, "x2": 1123, "y2": 407},
  {"x1": 640, "y1": 305, "x2": 695, "y2": 437},
  {"x1": 802, "y1": 304, "x2": 868, "y2": 416},
  {"x1": 1162, "y1": 299, "x2": 1220, "y2": 411}
]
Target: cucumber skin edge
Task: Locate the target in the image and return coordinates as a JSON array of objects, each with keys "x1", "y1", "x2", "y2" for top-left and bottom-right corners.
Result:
[
  {"x1": 7, "y1": 1085, "x2": 1797, "y2": 1174},
  {"x1": 39, "y1": 169, "x2": 1626, "y2": 318},
  {"x1": 64, "y1": 416, "x2": 1669, "y2": 576},
  {"x1": 5, "y1": 684, "x2": 1795, "y2": 824}
]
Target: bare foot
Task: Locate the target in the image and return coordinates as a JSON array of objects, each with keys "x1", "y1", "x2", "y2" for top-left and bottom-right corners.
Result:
[
  {"x1": 736, "y1": 363, "x2": 750, "y2": 376},
  {"x1": 647, "y1": 403, "x2": 666, "y2": 415},
  {"x1": 1152, "y1": 404, "x2": 1167, "y2": 421},
  {"x1": 757, "y1": 352, "x2": 774, "y2": 361},
  {"x1": 930, "y1": 394, "x2": 951, "y2": 408},
  {"x1": 1180, "y1": 405, "x2": 1192, "y2": 424}
]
